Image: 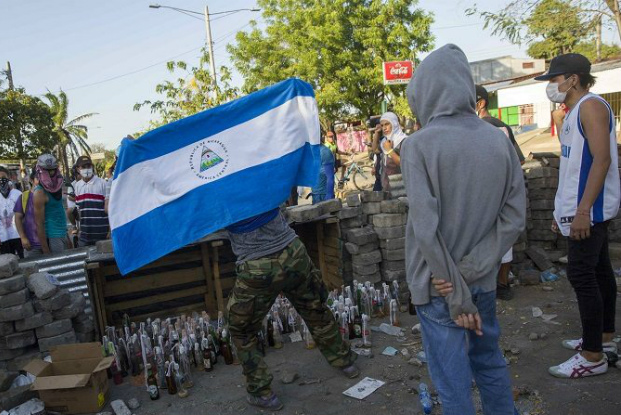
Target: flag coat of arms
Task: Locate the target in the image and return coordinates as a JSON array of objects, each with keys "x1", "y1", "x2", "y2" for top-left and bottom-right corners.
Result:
[{"x1": 109, "y1": 78, "x2": 320, "y2": 274}]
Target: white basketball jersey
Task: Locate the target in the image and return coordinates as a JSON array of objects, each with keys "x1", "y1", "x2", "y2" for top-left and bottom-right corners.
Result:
[{"x1": 554, "y1": 93, "x2": 620, "y2": 236}]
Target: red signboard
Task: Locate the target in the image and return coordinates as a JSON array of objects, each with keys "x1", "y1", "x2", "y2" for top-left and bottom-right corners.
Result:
[{"x1": 382, "y1": 61, "x2": 414, "y2": 85}]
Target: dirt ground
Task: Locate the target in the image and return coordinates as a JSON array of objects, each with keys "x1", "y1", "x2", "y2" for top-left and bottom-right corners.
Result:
[{"x1": 103, "y1": 274, "x2": 621, "y2": 415}]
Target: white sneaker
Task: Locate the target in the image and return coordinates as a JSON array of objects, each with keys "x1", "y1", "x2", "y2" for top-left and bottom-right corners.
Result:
[
  {"x1": 562, "y1": 338, "x2": 618, "y2": 353},
  {"x1": 549, "y1": 353, "x2": 608, "y2": 378}
]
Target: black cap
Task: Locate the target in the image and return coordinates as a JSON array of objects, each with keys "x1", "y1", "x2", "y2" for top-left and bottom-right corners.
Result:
[
  {"x1": 475, "y1": 85, "x2": 489, "y2": 104},
  {"x1": 75, "y1": 155, "x2": 92, "y2": 167},
  {"x1": 534, "y1": 53, "x2": 591, "y2": 81}
]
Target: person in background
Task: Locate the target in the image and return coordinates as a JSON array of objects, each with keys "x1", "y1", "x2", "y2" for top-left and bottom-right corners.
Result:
[
  {"x1": 368, "y1": 117, "x2": 383, "y2": 191},
  {"x1": 73, "y1": 155, "x2": 109, "y2": 246},
  {"x1": 378, "y1": 112, "x2": 407, "y2": 191},
  {"x1": 14, "y1": 170, "x2": 41, "y2": 258},
  {"x1": 66, "y1": 164, "x2": 81, "y2": 247},
  {"x1": 311, "y1": 135, "x2": 336, "y2": 204},
  {"x1": 534, "y1": 53, "x2": 619, "y2": 378},
  {"x1": 475, "y1": 84, "x2": 526, "y2": 301},
  {"x1": 402, "y1": 44, "x2": 526, "y2": 415},
  {"x1": 33, "y1": 154, "x2": 67, "y2": 254},
  {"x1": 0, "y1": 166, "x2": 24, "y2": 258}
]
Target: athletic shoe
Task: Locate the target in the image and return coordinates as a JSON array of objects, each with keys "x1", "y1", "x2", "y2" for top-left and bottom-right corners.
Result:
[
  {"x1": 549, "y1": 353, "x2": 608, "y2": 378},
  {"x1": 562, "y1": 338, "x2": 618, "y2": 353},
  {"x1": 496, "y1": 284, "x2": 514, "y2": 301},
  {"x1": 247, "y1": 393, "x2": 284, "y2": 411},
  {"x1": 341, "y1": 364, "x2": 360, "y2": 379}
]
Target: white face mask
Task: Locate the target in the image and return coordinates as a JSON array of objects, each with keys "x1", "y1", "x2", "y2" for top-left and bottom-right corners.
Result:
[
  {"x1": 546, "y1": 77, "x2": 572, "y2": 103},
  {"x1": 80, "y1": 168, "x2": 93, "y2": 179}
]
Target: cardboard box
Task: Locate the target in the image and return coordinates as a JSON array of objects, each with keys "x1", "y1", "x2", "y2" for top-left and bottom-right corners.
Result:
[{"x1": 24, "y1": 342, "x2": 114, "y2": 414}]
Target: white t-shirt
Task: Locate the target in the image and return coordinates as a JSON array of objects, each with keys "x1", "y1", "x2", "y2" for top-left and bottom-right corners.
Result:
[{"x1": 0, "y1": 189, "x2": 22, "y2": 242}]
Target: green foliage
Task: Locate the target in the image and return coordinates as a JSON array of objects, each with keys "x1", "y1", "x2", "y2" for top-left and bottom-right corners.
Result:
[
  {"x1": 227, "y1": 0, "x2": 434, "y2": 124},
  {"x1": 0, "y1": 88, "x2": 55, "y2": 162},
  {"x1": 89, "y1": 143, "x2": 116, "y2": 178},
  {"x1": 574, "y1": 41, "x2": 621, "y2": 60},
  {"x1": 134, "y1": 48, "x2": 239, "y2": 130}
]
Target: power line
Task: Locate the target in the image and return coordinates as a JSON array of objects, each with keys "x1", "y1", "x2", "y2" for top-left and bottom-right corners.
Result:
[{"x1": 432, "y1": 22, "x2": 482, "y2": 30}]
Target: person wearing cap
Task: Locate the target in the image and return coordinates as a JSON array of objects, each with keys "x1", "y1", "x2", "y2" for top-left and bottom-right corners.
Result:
[
  {"x1": 0, "y1": 165, "x2": 24, "y2": 258},
  {"x1": 33, "y1": 154, "x2": 68, "y2": 254},
  {"x1": 534, "y1": 53, "x2": 619, "y2": 378},
  {"x1": 73, "y1": 155, "x2": 109, "y2": 246},
  {"x1": 475, "y1": 84, "x2": 526, "y2": 301}
]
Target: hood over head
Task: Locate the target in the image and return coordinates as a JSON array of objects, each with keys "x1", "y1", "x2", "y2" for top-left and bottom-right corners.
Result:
[
  {"x1": 406, "y1": 44, "x2": 476, "y2": 127},
  {"x1": 380, "y1": 111, "x2": 407, "y2": 148}
]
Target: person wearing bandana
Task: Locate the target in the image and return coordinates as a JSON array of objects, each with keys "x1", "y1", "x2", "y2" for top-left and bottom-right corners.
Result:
[
  {"x1": 33, "y1": 154, "x2": 68, "y2": 254},
  {"x1": 0, "y1": 166, "x2": 24, "y2": 258}
]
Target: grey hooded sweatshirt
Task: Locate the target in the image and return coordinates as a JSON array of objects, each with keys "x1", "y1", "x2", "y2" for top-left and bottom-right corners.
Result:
[{"x1": 401, "y1": 44, "x2": 526, "y2": 319}]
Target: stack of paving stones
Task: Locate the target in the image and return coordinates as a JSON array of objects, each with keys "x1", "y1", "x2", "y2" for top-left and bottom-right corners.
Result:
[
  {"x1": 387, "y1": 174, "x2": 406, "y2": 199},
  {"x1": 375, "y1": 198, "x2": 408, "y2": 284},
  {"x1": 524, "y1": 165, "x2": 560, "y2": 251},
  {"x1": 0, "y1": 254, "x2": 95, "y2": 374}
]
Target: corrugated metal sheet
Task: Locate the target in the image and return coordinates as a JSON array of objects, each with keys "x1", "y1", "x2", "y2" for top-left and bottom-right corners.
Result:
[{"x1": 21, "y1": 247, "x2": 93, "y2": 316}]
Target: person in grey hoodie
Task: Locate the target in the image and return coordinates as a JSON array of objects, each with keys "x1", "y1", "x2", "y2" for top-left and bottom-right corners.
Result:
[{"x1": 401, "y1": 44, "x2": 526, "y2": 415}]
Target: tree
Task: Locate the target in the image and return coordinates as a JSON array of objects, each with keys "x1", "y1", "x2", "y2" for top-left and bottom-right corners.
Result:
[
  {"x1": 44, "y1": 91, "x2": 97, "y2": 177},
  {"x1": 468, "y1": 1, "x2": 621, "y2": 50},
  {"x1": 134, "y1": 48, "x2": 239, "y2": 130},
  {"x1": 574, "y1": 40, "x2": 621, "y2": 60},
  {"x1": 227, "y1": 0, "x2": 434, "y2": 126},
  {"x1": 0, "y1": 87, "x2": 55, "y2": 174},
  {"x1": 89, "y1": 143, "x2": 116, "y2": 178}
]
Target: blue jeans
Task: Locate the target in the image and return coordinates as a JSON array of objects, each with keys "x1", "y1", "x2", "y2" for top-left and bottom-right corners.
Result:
[{"x1": 416, "y1": 288, "x2": 515, "y2": 415}]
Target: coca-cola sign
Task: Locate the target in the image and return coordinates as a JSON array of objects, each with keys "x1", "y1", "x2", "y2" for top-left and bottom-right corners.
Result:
[{"x1": 382, "y1": 61, "x2": 414, "y2": 85}]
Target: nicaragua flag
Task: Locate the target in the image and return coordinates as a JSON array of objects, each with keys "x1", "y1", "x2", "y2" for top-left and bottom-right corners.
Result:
[{"x1": 109, "y1": 78, "x2": 320, "y2": 275}]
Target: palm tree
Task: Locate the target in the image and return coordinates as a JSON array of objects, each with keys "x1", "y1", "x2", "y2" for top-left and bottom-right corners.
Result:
[{"x1": 44, "y1": 90, "x2": 97, "y2": 177}]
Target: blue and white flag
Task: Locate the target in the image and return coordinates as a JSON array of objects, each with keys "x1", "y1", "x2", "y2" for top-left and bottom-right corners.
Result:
[{"x1": 109, "y1": 78, "x2": 320, "y2": 274}]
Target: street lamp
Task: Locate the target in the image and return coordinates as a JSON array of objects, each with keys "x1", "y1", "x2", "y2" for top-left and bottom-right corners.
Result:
[{"x1": 149, "y1": 4, "x2": 260, "y2": 90}]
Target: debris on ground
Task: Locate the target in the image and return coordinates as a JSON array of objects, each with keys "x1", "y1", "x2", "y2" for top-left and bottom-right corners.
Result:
[{"x1": 342, "y1": 377, "x2": 385, "y2": 400}]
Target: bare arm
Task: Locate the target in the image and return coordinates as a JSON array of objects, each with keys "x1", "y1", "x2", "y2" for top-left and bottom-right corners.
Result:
[
  {"x1": 33, "y1": 190, "x2": 51, "y2": 254},
  {"x1": 371, "y1": 128, "x2": 382, "y2": 154},
  {"x1": 570, "y1": 99, "x2": 613, "y2": 240},
  {"x1": 552, "y1": 106, "x2": 566, "y2": 142},
  {"x1": 14, "y1": 211, "x2": 31, "y2": 251}
]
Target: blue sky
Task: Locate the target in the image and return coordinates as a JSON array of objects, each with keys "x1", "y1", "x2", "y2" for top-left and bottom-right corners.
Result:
[{"x1": 0, "y1": 0, "x2": 610, "y2": 150}]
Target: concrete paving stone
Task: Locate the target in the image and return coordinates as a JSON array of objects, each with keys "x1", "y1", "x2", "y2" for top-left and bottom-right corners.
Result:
[
  {"x1": 375, "y1": 225, "x2": 406, "y2": 239},
  {"x1": 379, "y1": 237, "x2": 406, "y2": 250},
  {"x1": 389, "y1": 180, "x2": 404, "y2": 190},
  {"x1": 0, "y1": 302, "x2": 34, "y2": 323},
  {"x1": 381, "y1": 248, "x2": 406, "y2": 261},
  {"x1": 286, "y1": 204, "x2": 323, "y2": 222},
  {"x1": 513, "y1": 252, "x2": 528, "y2": 263},
  {"x1": 339, "y1": 216, "x2": 364, "y2": 229},
  {"x1": 346, "y1": 226, "x2": 378, "y2": 245},
  {"x1": 52, "y1": 292, "x2": 86, "y2": 320},
  {"x1": 528, "y1": 189, "x2": 557, "y2": 200},
  {"x1": 38, "y1": 289, "x2": 71, "y2": 312},
  {"x1": 96, "y1": 239, "x2": 114, "y2": 254},
  {"x1": 530, "y1": 220, "x2": 555, "y2": 230},
  {"x1": 362, "y1": 202, "x2": 381, "y2": 215},
  {"x1": 513, "y1": 242, "x2": 527, "y2": 252},
  {"x1": 0, "y1": 274, "x2": 25, "y2": 296},
  {"x1": 388, "y1": 174, "x2": 402, "y2": 182},
  {"x1": 38, "y1": 330, "x2": 76, "y2": 352},
  {"x1": 531, "y1": 210, "x2": 553, "y2": 220},
  {"x1": 0, "y1": 288, "x2": 29, "y2": 308},
  {"x1": 519, "y1": 270, "x2": 541, "y2": 286},
  {"x1": 525, "y1": 167, "x2": 558, "y2": 179},
  {"x1": 525, "y1": 246, "x2": 554, "y2": 271},
  {"x1": 528, "y1": 177, "x2": 559, "y2": 189},
  {"x1": 0, "y1": 384, "x2": 37, "y2": 410},
  {"x1": 344, "y1": 241, "x2": 379, "y2": 255},
  {"x1": 351, "y1": 262, "x2": 379, "y2": 276},
  {"x1": 528, "y1": 230, "x2": 557, "y2": 241},
  {"x1": 0, "y1": 254, "x2": 19, "y2": 279},
  {"x1": 17, "y1": 262, "x2": 39, "y2": 278},
  {"x1": 72, "y1": 316, "x2": 95, "y2": 334},
  {"x1": 14, "y1": 312, "x2": 53, "y2": 332},
  {"x1": 0, "y1": 369, "x2": 19, "y2": 392},
  {"x1": 381, "y1": 269, "x2": 407, "y2": 282},
  {"x1": 529, "y1": 240, "x2": 557, "y2": 250},
  {"x1": 389, "y1": 188, "x2": 407, "y2": 198},
  {"x1": 26, "y1": 272, "x2": 60, "y2": 300},
  {"x1": 373, "y1": 213, "x2": 407, "y2": 228},
  {"x1": 36, "y1": 319, "x2": 73, "y2": 339},
  {"x1": 361, "y1": 191, "x2": 384, "y2": 203},
  {"x1": 337, "y1": 206, "x2": 362, "y2": 220},
  {"x1": 353, "y1": 271, "x2": 381, "y2": 284},
  {"x1": 6, "y1": 348, "x2": 42, "y2": 371},
  {"x1": 346, "y1": 193, "x2": 361, "y2": 207},
  {"x1": 382, "y1": 260, "x2": 406, "y2": 271},
  {"x1": 380, "y1": 199, "x2": 407, "y2": 214},
  {"x1": 351, "y1": 250, "x2": 382, "y2": 266},
  {"x1": 530, "y1": 200, "x2": 555, "y2": 210},
  {"x1": 76, "y1": 331, "x2": 96, "y2": 343},
  {"x1": 0, "y1": 347, "x2": 25, "y2": 362},
  {"x1": 397, "y1": 196, "x2": 409, "y2": 206},
  {"x1": 0, "y1": 322, "x2": 14, "y2": 336},
  {"x1": 316, "y1": 199, "x2": 342, "y2": 215},
  {"x1": 3, "y1": 330, "x2": 36, "y2": 350}
]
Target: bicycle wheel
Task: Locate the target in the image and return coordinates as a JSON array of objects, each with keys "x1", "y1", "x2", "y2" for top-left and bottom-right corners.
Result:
[{"x1": 352, "y1": 165, "x2": 375, "y2": 191}]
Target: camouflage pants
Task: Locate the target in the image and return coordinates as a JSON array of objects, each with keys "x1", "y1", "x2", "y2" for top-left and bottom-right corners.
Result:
[{"x1": 227, "y1": 238, "x2": 355, "y2": 397}]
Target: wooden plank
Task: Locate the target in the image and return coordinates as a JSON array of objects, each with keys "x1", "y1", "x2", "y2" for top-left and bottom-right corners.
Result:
[
  {"x1": 316, "y1": 222, "x2": 327, "y2": 282},
  {"x1": 212, "y1": 246, "x2": 225, "y2": 312},
  {"x1": 94, "y1": 269, "x2": 109, "y2": 330},
  {"x1": 107, "y1": 286, "x2": 208, "y2": 313},
  {"x1": 200, "y1": 243, "x2": 217, "y2": 311},
  {"x1": 324, "y1": 245, "x2": 341, "y2": 258},
  {"x1": 87, "y1": 269, "x2": 105, "y2": 339},
  {"x1": 99, "y1": 250, "x2": 203, "y2": 278},
  {"x1": 221, "y1": 277, "x2": 235, "y2": 292},
  {"x1": 220, "y1": 262, "x2": 236, "y2": 275},
  {"x1": 324, "y1": 224, "x2": 340, "y2": 238},
  {"x1": 210, "y1": 240, "x2": 225, "y2": 247},
  {"x1": 324, "y1": 255, "x2": 340, "y2": 267},
  {"x1": 324, "y1": 237, "x2": 339, "y2": 249},
  {"x1": 117, "y1": 302, "x2": 207, "y2": 326},
  {"x1": 103, "y1": 267, "x2": 204, "y2": 297}
]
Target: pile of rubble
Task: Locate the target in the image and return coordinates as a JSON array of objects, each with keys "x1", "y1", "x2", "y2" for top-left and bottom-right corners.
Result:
[{"x1": 0, "y1": 254, "x2": 95, "y2": 372}]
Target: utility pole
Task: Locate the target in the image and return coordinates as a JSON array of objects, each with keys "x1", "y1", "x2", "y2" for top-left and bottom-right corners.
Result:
[
  {"x1": 204, "y1": 6, "x2": 218, "y2": 91},
  {"x1": 596, "y1": 13, "x2": 602, "y2": 61},
  {"x1": 6, "y1": 61, "x2": 14, "y2": 90}
]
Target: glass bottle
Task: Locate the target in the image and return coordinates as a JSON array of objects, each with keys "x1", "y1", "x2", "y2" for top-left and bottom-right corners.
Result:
[
  {"x1": 146, "y1": 363, "x2": 160, "y2": 400},
  {"x1": 272, "y1": 321, "x2": 283, "y2": 349},
  {"x1": 220, "y1": 329, "x2": 234, "y2": 365},
  {"x1": 202, "y1": 338, "x2": 213, "y2": 372},
  {"x1": 165, "y1": 361, "x2": 177, "y2": 395},
  {"x1": 390, "y1": 299, "x2": 400, "y2": 327},
  {"x1": 267, "y1": 316, "x2": 275, "y2": 347},
  {"x1": 193, "y1": 342, "x2": 204, "y2": 371}
]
